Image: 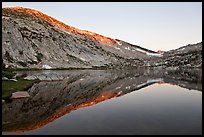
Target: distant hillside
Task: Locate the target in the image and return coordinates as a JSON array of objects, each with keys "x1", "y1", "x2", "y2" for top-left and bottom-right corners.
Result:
[{"x1": 2, "y1": 7, "x2": 202, "y2": 69}]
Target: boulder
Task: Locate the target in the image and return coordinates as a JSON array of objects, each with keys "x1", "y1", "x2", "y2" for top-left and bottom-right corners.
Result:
[
  {"x1": 10, "y1": 79, "x2": 18, "y2": 82},
  {"x1": 2, "y1": 77, "x2": 9, "y2": 80},
  {"x1": 10, "y1": 91, "x2": 30, "y2": 99}
]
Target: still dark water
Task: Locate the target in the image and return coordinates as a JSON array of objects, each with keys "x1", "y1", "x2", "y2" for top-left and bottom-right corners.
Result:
[{"x1": 2, "y1": 68, "x2": 202, "y2": 135}]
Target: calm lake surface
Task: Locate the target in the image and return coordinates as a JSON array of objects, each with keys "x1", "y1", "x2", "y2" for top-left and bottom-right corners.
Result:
[{"x1": 2, "y1": 68, "x2": 202, "y2": 135}]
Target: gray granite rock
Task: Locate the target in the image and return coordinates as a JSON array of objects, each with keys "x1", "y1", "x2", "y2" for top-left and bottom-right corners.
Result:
[
  {"x1": 10, "y1": 91, "x2": 30, "y2": 99},
  {"x1": 2, "y1": 77, "x2": 9, "y2": 80},
  {"x1": 9, "y1": 79, "x2": 17, "y2": 82},
  {"x1": 2, "y1": 7, "x2": 202, "y2": 70}
]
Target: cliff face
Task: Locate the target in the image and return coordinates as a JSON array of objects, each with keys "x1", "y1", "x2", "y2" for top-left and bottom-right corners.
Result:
[
  {"x1": 2, "y1": 7, "x2": 202, "y2": 69},
  {"x1": 2, "y1": 7, "x2": 152, "y2": 69}
]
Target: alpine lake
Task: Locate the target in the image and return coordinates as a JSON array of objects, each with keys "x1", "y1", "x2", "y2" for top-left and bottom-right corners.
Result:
[{"x1": 2, "y1": 67, "x2": 202, "y2": 135}]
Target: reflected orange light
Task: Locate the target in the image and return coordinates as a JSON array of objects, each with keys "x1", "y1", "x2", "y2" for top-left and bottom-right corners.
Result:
[
  {"x1": 3, "y1": 90, "x2": 122, "y2": 133},
  {"x1": 3, "y1": 7, "x2": 119, "y2": 46}
]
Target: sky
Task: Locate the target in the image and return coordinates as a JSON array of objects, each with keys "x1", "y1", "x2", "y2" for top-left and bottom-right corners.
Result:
[{"x1": 2, "y1": 2, "x2": 202, "y2": 51}]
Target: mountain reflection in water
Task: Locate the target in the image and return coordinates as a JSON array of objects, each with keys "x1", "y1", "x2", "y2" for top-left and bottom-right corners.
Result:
[{"x1": 2, "y1": 67, "x2": 202, "y2": 135}]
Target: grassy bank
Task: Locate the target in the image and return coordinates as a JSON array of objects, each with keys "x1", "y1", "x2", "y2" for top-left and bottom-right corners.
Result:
[{"x1": 2, "y1": 78, "x2": 40, "y2": 99}]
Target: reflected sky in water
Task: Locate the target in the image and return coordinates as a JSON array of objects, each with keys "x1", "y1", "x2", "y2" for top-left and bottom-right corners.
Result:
[
  {"x1": 2, "y1": 68, "x2": 202, "y2": 135},
  {"x1": 4, "y1": 83, "x2": 201, "y2": 135}
]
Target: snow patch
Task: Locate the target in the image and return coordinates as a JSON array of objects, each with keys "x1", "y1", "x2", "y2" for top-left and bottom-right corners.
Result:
[
  {"x1": 117, "y1": 91, "x2": 123, "y2": 95},
  {"x1": 33, "y1": 58, "x2": 38, "y2": 62},
  {"x1": 147, "y1": 78, "x2": 163, "y2": 83},
  {"x1": 135, "y1": 48, "x2": 163, "y2": 57},
  {"x1": 114, "y1": 47, "x2": 124, "y2": 53},
  {"x1": 80, "y1": 57, "x2": 86, "y2": 61},
  {"x1": 65, "y1": 31, "x2": 71, "y2": 34},
  {"x1": 2, "y1": 16, "x2": 10, "y2": 20},
  {"x1": 146, "y1": 52, "x2": 163, "y2": 57},
  {"x1": 124, "y1": 47, "x2": 131, "y2": 50},
  {"x1": 178, "y1": 48, "x2": 185, "y2": 51},
  {"x1": 114, "y1": 47, "x2": 121, "y2": 50},
  {"x1": 125, "y1": 86, "x2": 131, "y2": 89},
  {"x1": 134, "y1": 48, "x2": 147, "y2": 53},
  {"x1": 24, "y1": 76, "x2": 37, "y2": 80},
  {"x1": 42, "y1": 65, "x2": 52, "y2": 69},
  {"x1": 115, "y1": 86, "x2": 121, "y2": 90}
]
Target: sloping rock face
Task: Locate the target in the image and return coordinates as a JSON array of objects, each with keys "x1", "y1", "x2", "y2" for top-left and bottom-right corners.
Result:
[
  {"x1": 2, "y1": 7, "x2": 156, "y2": 69},
  {"x1": 148, "y1": 42, "x2": 202, "y2": 68},
  {"x1": 2, "y1": 7, "x2": 202, "y2": 69},
  {"x1": 10, "y1": 91, "x2": 30, "y2": 99}
]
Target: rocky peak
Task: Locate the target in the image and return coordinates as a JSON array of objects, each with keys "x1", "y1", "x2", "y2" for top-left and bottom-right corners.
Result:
[
  {"x1": 2, "y1": 7, "x2": 202, "y2": 70},
  {"x1": 3, "y1": 7, "x2": 119, "y2": 46}
]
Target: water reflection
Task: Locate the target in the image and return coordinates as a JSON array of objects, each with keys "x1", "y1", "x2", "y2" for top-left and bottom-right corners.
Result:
[{"x1": 2, "y1": 67, "x2": 202, "y2": 135}]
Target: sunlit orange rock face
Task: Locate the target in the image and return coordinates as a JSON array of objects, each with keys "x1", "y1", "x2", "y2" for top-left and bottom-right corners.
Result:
[
  {"x1": 3, "y1": 7, "x2": 119, "y2": 46},
  {"x1": 78, "y1": 90, "x2": 122, "y2": 108},
  {"x1": 2, "y1": 90, "x2": 122, "y2": 133}
]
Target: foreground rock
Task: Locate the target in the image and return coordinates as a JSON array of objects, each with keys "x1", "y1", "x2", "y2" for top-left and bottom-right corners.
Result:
[
  {"x1": 2, "y1": 77, "x2": 9, "y2": 80},
  {"x1": 10, "y1": 91, "x2": 30, "y2": 99}
]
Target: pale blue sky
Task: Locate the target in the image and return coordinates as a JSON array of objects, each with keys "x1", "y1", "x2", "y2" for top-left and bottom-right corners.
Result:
[{"x1": 2, "y1": 2, "x2": 202, "y2": 51}]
